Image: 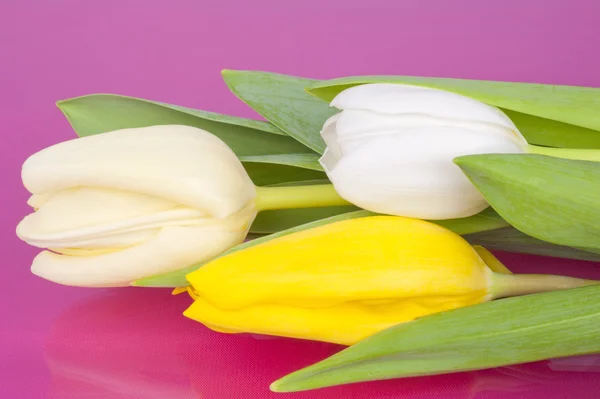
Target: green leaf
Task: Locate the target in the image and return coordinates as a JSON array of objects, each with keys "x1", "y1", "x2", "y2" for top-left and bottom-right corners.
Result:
[
  {"x1": 242, "y1": 162, "x2": 326, "y2": 186},
  {"x1": 134, "y1": 208, "x2": 507, "y2": 288},
  {"x1": 267, "y1": 179, "x2": 332, "y2": 187},
  {"x1": 434, "y1": 206, "x2": 507, "y2": 235},
  {"x1": 57, "y1": 94, "x2": 310, "y2": 153},
  {"x1": 57, "y1": 93, "x2": 325, "y2": 185},
  {"x1": 222, "y1": 70, "x2": 335, "y2": 154},
  {"x1": 307, "y1": 76, "x2": 600, "y2": 149},
  {"x1": 239, "y1": 153, "x2": 322, "y2": 171},
  {"x1": 465, "y1": 227, "x2": 600, "y2": 262},
  {"x1": 251, "y1": 206, "x2": 359, "y2": 234},
  {"x1": 455, "y1": 154, "x2": 600, "y2": 252},
  {"x1": 271, "y1": 285, "x2": 600, "y2": 392}
]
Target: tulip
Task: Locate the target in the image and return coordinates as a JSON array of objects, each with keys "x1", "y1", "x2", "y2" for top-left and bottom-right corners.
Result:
[
  {"x1": 17, "y1": 125, "x2": 352, "y2": 287},
  {"x1": 319, "y1": 83, "x2": 529, "y2": 219},
  {"x1": 183, "y1": 216, "x2": 595, "y2": 345},
  {"x1": 16, "y1": 125, "x2": 257, "y2": 287}
]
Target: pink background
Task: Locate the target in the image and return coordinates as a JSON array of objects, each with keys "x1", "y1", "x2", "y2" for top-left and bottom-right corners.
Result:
[{"x1": 2, "y1": 0, "x2": 600, "y2": 398}]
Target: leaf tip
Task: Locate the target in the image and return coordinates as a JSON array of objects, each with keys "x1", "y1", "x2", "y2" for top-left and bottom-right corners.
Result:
[
  {"x1": 269, "y1": 377, "x2": 300, "y2": 393},
  {"x1": 452, "y1": 154, "x2": 492, "y2": 173},
  {"x1": 268, "y1": 380, "x2": 283, "y2": 392},
  {"x1": 452, "y1": 154, "x2": 471, "y2": 167}
]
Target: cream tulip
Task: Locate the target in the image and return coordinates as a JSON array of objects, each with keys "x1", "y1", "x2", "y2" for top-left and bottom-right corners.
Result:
[
  {"x1": 17, "y1": 125, "x2": 257, "y2": 287},
  {"x1": 319, "y1": 83, "x2": 528, "y2": 220}
]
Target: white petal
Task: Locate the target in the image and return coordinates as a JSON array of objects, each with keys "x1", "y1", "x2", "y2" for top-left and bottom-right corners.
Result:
[
  {"x1": 327, "y1": 126, "x2": 524, "y2": 219},
  {"x1": 319, "y1": 114, "x2": 344, "y2": 173},
  {"x1": 30, "y1": 206, "x2": 256, "y2": 287},
  {"x1": 330, "y1": 83, "x2": 526, "y2": 145},
  {"x1": 21, "y1": 125, "x2": 255, "y2": 218},
  {"x1": 320, "y1": 114, "x2": 343, "y2": 160},
  {"x1": 335, "y1": 110, "x2": 525, "y2": 155}
]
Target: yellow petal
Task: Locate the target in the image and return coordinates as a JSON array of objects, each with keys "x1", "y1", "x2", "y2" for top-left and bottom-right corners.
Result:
[
  {"x1": 187, "y1": 216, "x2": 491, "y2": 310},
  {"x1": 473, "y1": 245, "x2": 512, "y2": 274},
  {"x1": 184, "y1": 291, "x2": 486, "y2": 345}
]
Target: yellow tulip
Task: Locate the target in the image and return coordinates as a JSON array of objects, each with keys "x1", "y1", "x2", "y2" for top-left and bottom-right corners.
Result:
[{"x1": 183, "y1": 216, "x2": 594, "y2": 345}]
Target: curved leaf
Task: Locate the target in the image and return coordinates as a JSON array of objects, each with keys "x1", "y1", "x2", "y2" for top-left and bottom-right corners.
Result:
[
  {"x1": 251, "y1": 206, "x2": 359, "y2": 234},
  {"x1": 465, "y1": 227, "x2": 600, "y2": 262},
  {"x1": 455, "y1": 154, "x2": 600, "y2": 251},
  {"x1": 307, "y1": 76, "x2": 600, "y2": 149},
  {"x1": 57, "y1": 94, "x2": 312, "y2": 154},
  {"x1": 242, "y1": 162, "x2": 326, "y2": 186},
  {"x1": 271, "y1": 285, "x2": 600, "y2": 392},
  {"x1": 222, "y1": 70, "x2": 333, "y2": 154},
  {"x1": 239, "y1": 153, "x2": 322, "y2": 171},
  {"x1": 57, "y1": 93, "x2": 323, "y2": 184}
]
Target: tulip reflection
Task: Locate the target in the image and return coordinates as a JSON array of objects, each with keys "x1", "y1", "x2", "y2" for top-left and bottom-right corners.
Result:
[
  {"x1": 45, "y1": 289, "x2": 198, "y2": 399},
  {"x1": 45, "y1": 288, "x2": 600, "y2": 399}
]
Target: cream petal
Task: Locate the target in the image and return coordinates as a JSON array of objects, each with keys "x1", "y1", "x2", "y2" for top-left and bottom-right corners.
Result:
[
  {"x1": 27, "y1": 193, "x2": 51, "y2": 209},
  {"x1": 30, "y1": 206, "x2": 257, "y2": 287},
  {"x1": 17, "y1": 207, "x2": 210, "y2": 249},
  {"x1": 17, "y1": 187, "x2": 181, "y2": 238},
  {"x1": 21, "y1": 125, "x2": 256, "y2": 218},
  {"x1": 30, "y1": 226, "x2": 246, "y2": 287}
]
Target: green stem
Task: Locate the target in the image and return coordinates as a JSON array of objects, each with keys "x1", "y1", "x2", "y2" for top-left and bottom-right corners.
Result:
[
  {"x1": 490, "y1": 272, "x2": 599, "y2": 299},
  {"x1": 254, "y1": 184, "x2": 352, "y2": 211},
  {"x1": 528, "y1": 144, "x2": 600, "y2": 162}
]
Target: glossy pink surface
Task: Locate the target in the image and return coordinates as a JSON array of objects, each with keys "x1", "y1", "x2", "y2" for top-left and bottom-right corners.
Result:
[{"x1": 2, "y1": 0, "x2": 600, "y2": 397}]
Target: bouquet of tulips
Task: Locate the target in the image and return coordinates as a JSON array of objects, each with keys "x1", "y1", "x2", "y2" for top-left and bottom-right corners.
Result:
[{"x1": 17, "y1": 70, "x2": 600, "y2": 392}]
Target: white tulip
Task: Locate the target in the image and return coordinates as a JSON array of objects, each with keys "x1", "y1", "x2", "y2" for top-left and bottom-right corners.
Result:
[
  {"x1": 320, "y1": 83, "x2": 528, "y2": 219},
  {"x1": 17, "y1": 125, "x2": 256, "y2": 287}
]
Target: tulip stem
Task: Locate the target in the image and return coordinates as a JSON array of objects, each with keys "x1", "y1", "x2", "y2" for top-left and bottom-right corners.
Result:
[
  {"x1": 254, "y1": 184, "x2": 352, "y2": 211},
  {"x1": 528, "y1": 144, "x2": 600, "y2": 162},
  {"x1": 490, "y1": 272, "x2": 599, "y2": 299}
]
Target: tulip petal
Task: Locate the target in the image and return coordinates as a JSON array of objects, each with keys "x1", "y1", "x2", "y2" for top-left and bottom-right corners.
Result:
[
  {"x1": 18, "y1": 187, "x2": 179, "y2": 241},
  {"x1": 184, "y1": 292, "x2": 485, "y2": 346},
  {"x1": 331, "y1": 83, "x2": 526, "y2": 144},
  {"x1": 30, "y1": 219, "x2": 251, "y2": 287},
  {"x1": 328, "y1": 127, "x2": 524, "y2": 219},
  {"x1": 334, "y1": 109, "x2": 526, "y2": 151},
  {"x1": 187, "y1": 217, "x2": 490, "y2": 310},
  {"x1": 21, "y1": 125, "x2": 256, "y2": 218}
]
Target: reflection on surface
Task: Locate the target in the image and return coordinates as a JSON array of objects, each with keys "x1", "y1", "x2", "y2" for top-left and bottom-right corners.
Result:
[{"x1": 45, "y1": 288, "x2": 600, "y2": 399}]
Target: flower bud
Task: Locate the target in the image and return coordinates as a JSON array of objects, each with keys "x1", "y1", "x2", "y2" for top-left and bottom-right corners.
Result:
[
  {"x1": 184, "y1": 216, "x2": 496, "y2": 345},
  {"x1": 17, "y1": 125, "x2": 256, "y2": 287},
  {"x1": 320, "y1": 83, "x2": 527, "y2": 219},
  {"x1": 184, "y1": 216, "x2": 595, "y2": 346}
]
